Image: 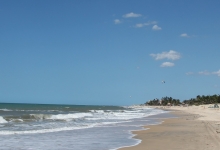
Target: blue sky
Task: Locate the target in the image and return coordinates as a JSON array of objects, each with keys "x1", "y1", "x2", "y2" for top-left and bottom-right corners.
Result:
[{"x1": 1, "y1": 0, "x2": 220, "y2": 106}]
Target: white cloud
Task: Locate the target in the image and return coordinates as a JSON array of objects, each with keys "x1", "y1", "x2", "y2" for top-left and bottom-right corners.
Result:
[
  {"x1": 199, "y1": 70, "x2": 211, "y2": 75},
  {"x1": 160, "y1": 62, "x2": 174, "y2": 67},
  {"x1": 114, "y1": 19, "x2": 122, "y2": 24},
  {"x1": 212, "y1": 70, "x2": 220, "y2": 76},
  {"x1": 185, "y1": 70, "x2": 220, "y2": 77},
  {"x1": 150, "y1": 50, "x2": 181, "y2": 60},
  {"x1": 135, "y1": 23, "x2": 144, "y2": 28},
  {"x1": 135, "y1": 21, "x2": 157, "y2": 28},
  {"x1": 152, "y1": 25, "x2": 162, "y2": 30},
  {"x1": 186, "y1": 72, "x2": 194, "y2": 75},
  {"x1": 123, "y1": 12, "x2": 142, "y2": 18},
  {"x1": 180, "y1": 33, "x2": 189, "y2": 37},
  {"x1": 197, "y1": 70, "x2": 220, "y2": 77}
]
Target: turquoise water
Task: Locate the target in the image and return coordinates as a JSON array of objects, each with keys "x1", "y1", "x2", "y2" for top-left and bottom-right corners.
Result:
[{"x1": 0, "y1": 103, "x2": 169, "y2": 150}]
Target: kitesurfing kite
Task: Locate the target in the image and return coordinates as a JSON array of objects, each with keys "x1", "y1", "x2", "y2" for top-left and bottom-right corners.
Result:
[{"x1": 162, "y1": 80, "x2": 165, "y2": 83}]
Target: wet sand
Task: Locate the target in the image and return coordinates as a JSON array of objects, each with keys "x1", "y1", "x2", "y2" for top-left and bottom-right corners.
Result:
[{"x1": 119, "y1": 109, "x2": 220, "y2": 150}]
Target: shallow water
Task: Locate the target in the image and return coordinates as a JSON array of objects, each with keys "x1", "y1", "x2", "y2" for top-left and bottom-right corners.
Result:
[{"x1": 0, "y1": 103, "x2": 173, "y2": 150}]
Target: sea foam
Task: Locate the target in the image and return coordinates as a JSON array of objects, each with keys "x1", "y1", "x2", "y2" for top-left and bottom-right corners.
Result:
[{"x1": 0, "y1": 116, "x2": 8, "y2": 123}]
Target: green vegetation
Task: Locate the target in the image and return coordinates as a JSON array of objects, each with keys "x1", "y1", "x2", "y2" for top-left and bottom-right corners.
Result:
[
  {"x1": 183, "y1": 94, "x2": 220, "y2": 105},
  {"x1": 146, "y1": 94, "x2": 220, "y2": 106},
  {"x1": 146, "y1": 96, "x2": 180, "y2": 106}
]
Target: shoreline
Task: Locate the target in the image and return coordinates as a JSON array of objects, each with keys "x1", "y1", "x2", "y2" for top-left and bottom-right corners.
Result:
[{"x1": 118, "y1": 106, "x2": 220, "y2": 150}]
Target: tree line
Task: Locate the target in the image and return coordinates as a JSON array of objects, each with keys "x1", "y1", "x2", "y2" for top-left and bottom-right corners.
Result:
[
  {"x1": 146, "y1": 96, "x2": 181, "y2": 106},
  {"x1": 183, "y1": 94, "x2": 220, "y2": 105},
  {"x1": 146, "y1": 94, "x2": 220, "y2": 106}
]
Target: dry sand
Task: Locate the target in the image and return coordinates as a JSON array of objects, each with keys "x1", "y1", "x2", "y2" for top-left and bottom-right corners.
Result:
[{"x1": 119, "y1": 105, "x2": 220, "y2": 150}]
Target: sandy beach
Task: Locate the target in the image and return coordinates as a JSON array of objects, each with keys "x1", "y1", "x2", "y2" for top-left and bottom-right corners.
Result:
[{"x1": 119, "y1": 105, "x2": 220, "y2": 150}]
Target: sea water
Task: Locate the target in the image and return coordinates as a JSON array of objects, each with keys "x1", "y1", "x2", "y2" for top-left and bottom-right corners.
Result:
[{"x1": 0, "y1": 103, "x2": 170, "y2": 150}]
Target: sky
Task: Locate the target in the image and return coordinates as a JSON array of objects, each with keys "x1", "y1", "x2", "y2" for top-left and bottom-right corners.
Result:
[{"x1": 1, "y1": 0, "x2": 220, "y2": 106}]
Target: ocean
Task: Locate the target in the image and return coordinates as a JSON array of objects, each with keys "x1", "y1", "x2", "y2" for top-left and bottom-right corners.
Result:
[{"x1": 0, "y1": 103, "x2": 171, "y2": 150}]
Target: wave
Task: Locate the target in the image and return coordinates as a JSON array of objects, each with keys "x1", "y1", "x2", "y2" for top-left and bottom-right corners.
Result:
[
  {"x1": 25, "y1": 110, "x2": 150, "y2": 121},
  {"x1": 27, "y1": 113, "x2": 93, "y2": 121},
  {"x1": 0, "y1": 109, "x2": 12, "y2": 111},
  {"x1": 4, "y1": 107, "x2": 165, "y2": 120},
  {"x1": 49, "y1": 113, "x2": 93, "y2": 120},
  {"x1": 89, "y1": 110, "x2": 105, "y2": 113},
  {"x1": 0, "y1": 107, "x2": 167, "y2": 136},
  {"x1": 3, "y1": 108, "x2": 165, "y2": 123},
  {"x1": 10, "y1": 119, "x2": 23, "y2": 122},
  {"x1": 0, "y1": 125, "x2": 95, "y2": 135},
  {"x1": 0, "y1": 116, "x2": 8, "y2": 123}
]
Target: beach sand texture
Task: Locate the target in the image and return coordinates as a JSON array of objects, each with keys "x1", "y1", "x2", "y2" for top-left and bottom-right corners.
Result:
[{"x1": 120, "y1": 106, "x2": 220, "y2": 150}]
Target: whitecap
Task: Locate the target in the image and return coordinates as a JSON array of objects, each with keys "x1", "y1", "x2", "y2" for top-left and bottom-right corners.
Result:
[{"x1": 0, "y1": 116, "x2": 8, "y2": 123}]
